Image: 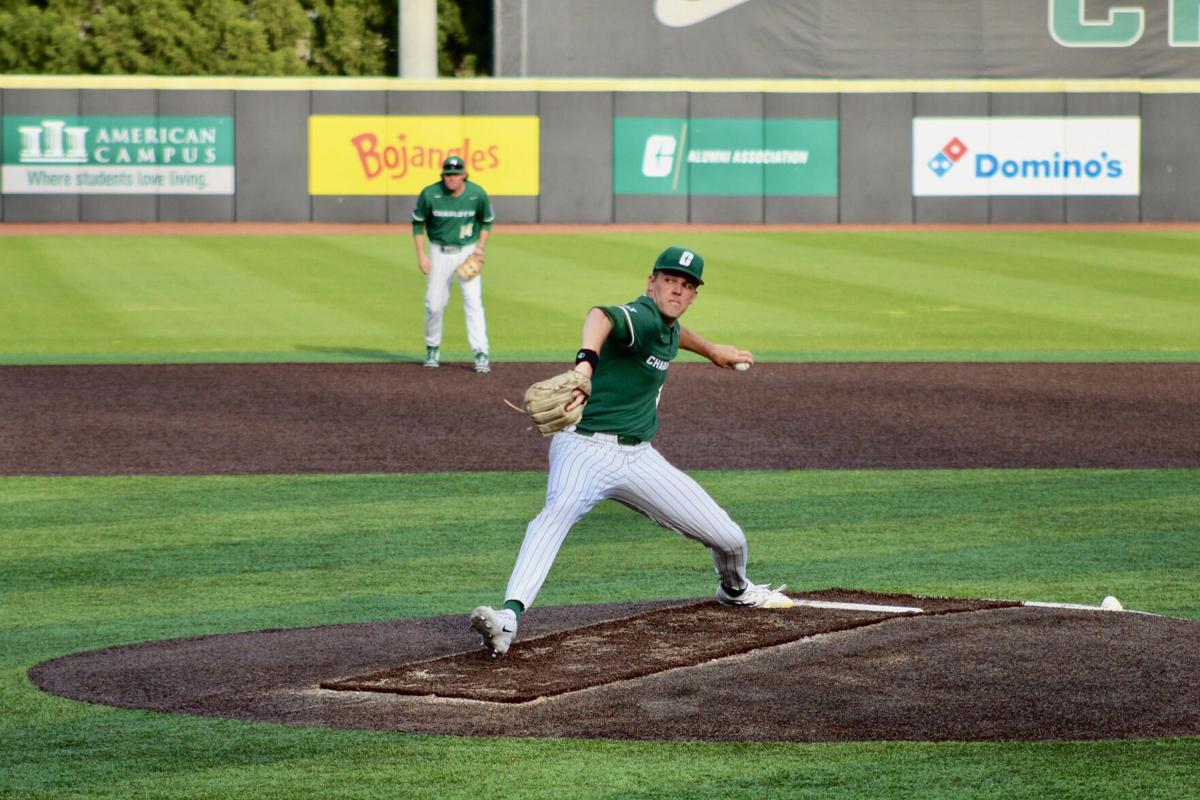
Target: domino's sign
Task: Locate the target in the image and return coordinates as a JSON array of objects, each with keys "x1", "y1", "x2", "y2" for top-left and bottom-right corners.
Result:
[{"x1": 913, "y1": 117, "x2": 1141, "y2": 196}]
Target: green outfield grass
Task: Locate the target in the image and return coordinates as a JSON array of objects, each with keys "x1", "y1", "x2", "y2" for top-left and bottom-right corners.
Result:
[
  {"x1": 2, "y1": 469, "x2": 1199, "y2": 799},
  {"x1": 1, "y1": 229, "x2": 1198, "y2": 364}
]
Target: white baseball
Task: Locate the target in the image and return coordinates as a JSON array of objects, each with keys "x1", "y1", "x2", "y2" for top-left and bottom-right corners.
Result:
[
  {"x1": 734, "y1": 362, "x2": 750, "y2": 372},
  {"x1": 1100, "y1": 595, "x2": 1123, "y2": 611}
]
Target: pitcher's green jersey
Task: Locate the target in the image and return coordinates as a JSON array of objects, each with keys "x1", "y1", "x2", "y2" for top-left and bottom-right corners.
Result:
[
  {"x1": 579, "y1": 294, "x2": 680, "y2": 442},
  {"x1": 411, "y1": 180, "x2": 494, "y2": 245}
]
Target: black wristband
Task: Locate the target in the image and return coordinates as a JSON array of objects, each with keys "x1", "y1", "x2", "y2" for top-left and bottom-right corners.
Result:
[{"x1": 575, "y1": 348, "x2": 599, "y2": 369}]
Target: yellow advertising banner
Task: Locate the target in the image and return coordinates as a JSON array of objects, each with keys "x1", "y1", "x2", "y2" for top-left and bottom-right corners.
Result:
[{"x1": 308, "y1": 115, "x2": 540, "y2": 195}]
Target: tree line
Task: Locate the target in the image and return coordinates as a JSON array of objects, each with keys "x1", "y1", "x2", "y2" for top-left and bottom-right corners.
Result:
[{"x1": 0, "y1": 0, "x2": 490, "y2": 76}]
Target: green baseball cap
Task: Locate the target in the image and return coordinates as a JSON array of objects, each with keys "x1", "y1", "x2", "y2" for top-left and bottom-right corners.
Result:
[
  {"x1": 441, "y1": 156, "x2": 466, "y2": 174},
  {"x1": 652, "y1": 246, "x2": 704, "y2": 286}
]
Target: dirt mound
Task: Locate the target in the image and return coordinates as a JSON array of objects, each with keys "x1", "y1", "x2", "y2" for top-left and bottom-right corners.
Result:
[{"x1": 28, "y1": 590, "x2": 1200, "y2": 742}]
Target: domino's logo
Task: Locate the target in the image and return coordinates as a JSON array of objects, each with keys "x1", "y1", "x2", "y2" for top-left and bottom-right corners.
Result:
[{"x1": 927, "y1": 137, "x2": 968, "y2": 177}]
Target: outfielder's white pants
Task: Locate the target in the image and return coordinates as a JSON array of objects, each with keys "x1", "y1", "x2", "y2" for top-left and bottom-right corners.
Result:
[
  {"x1": 504, "y1": 429, "x2": 750, "y2": 609},
  {"x1": 425, "y1": 242, "x2": 489, "y2": 354}
]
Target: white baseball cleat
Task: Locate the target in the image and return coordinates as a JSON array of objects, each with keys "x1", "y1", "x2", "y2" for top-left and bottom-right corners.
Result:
[
  {"x1": 716, "y1": 581, "x2": 794, "y2": 609},
  {"x1": 423, "y1": 346, "x2": 440, "y2": 368},
  {"x1": 470, "y1": 605, "x2": 518, "y2": 656}
]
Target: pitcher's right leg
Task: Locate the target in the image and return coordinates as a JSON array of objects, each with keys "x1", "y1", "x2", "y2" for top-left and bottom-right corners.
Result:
[{"x1": 503, "y1": 432, "x2": 620, "y2": 609}]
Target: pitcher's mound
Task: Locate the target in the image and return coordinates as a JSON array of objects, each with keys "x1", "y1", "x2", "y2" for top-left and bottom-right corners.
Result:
[
  {"x1": 28, "y1": 589, "x2": 1200, "y2": 742},
  {"x1": 322, "y1": 591, "x2": 1014, "y2": 702}
]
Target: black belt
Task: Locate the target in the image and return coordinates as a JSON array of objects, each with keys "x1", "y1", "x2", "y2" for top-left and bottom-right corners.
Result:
[
  {"x1": 434, "y1": 243, "x2": 463, "y2": 253},
  {"x1": 575, "y1": 428, "x2": 643, "y2": 446}
]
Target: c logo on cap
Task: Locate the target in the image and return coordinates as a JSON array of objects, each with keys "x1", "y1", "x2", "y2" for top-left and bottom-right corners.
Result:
[{"x1": 679, "y1": 250, "x2": 695, "y2": 266}]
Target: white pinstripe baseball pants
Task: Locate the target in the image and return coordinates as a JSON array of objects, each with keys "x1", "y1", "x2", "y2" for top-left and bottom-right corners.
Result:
[
  {"x1": 425, "y1": 242, "x2": 489, "y2": 354},
  {"x1": 504, "y1": 429, "x2": 749, "y2": 609}
]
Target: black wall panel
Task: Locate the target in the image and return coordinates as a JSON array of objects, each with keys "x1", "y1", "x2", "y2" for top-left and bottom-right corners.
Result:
[
  {"x1": 540, "y1": 91, "x2": 614, "y2": 224},
  {"x1": 1141, "y1": 94, "x2": 1200, "y2": 222},
  {"x1": 234, "y1": 91, "x2": 311, "y2": 221},
  {"x1": 840, "y1": 93, "x2": 913, "y2": 223}
]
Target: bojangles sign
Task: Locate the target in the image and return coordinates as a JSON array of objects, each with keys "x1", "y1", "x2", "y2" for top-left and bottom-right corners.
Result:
[{"x1": 308, "y1": 115, "x2": 540, "y2": 196}]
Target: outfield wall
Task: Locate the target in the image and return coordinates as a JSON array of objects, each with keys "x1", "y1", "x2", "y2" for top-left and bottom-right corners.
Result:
[{"x1": 2, "y1": 77, "x2": 1199, "y2": 224}]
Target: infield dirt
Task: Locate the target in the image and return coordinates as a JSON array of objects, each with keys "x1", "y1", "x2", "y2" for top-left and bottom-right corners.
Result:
[{"x1": 2, "y1": 361, "x2": 1198, "y2": 475}]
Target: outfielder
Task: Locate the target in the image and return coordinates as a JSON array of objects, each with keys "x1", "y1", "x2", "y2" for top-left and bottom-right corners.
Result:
[
  {"x1": 471, "y1": 246, "x2": 793, "y2": 657},
  {"x1": 411, "y1": 155, "x2": 495, "y2": 373}
]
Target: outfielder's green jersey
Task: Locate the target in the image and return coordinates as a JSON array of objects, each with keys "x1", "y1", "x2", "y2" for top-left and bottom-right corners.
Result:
[
  {"x1": 410, "y1": 180, "x2": 495, "y2": 245},
  {"x1": 579, "y1": 294, "x2": 680, "y2": 442}
]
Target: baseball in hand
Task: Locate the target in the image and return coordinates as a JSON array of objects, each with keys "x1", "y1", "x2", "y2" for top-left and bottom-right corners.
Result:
[{"x1": 734, "y1": 362, "x2": 750, "y2": 372}]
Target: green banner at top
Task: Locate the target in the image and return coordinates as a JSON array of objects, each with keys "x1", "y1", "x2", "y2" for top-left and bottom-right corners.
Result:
[
  {"x1": 2, "y1": 115, "x2": 235, "y2": 195},
  {"x1": 3, "y1": 116, "x2": 234, "y2": 166},
  {"x1": 614, "y1": 117, "x2": 838, "y2": 196}
]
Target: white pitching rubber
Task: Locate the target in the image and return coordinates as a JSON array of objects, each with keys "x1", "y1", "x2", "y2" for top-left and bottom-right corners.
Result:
[{"x1": 792, "y1": 599, "x2": 924, "y2": 614}]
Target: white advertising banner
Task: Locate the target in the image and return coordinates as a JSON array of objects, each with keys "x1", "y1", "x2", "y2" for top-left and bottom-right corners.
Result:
[
  {"x1": 2, "y1": 165, "x2": 235, "y2": 195},
  {"x1": 912, "y1": 118, "x2": 1141, "y2": 197},
  {"x1": 1, "y1": 115, "x2": 235, "y2": 195}
]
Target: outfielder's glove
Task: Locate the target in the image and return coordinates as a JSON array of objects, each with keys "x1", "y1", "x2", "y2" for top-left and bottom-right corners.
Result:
[
  {"x1": 523, "y1": 370, "x2": 592, "y2": 436},
  {"x1": 456, "y1": 250, "x2": 485, "y2": 280}
]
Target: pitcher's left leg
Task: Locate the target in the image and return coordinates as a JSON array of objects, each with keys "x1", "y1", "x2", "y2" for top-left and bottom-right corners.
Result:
[{"x1": 613, "y1": 445, "x2": 748, "y2": 591}]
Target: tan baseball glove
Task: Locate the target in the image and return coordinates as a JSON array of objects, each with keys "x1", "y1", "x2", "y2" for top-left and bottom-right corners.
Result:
[
  {"x1": 456, "y1": 250, "x2": 485, "y2": 280},
  {"x1": 523, "y1": 370, "x2": 592, "y2": 436}
]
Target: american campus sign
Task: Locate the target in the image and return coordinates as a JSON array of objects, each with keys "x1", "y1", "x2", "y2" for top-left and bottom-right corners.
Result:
[{"x1": 1, "y1": 116, "x2": 235, "y2": 195}]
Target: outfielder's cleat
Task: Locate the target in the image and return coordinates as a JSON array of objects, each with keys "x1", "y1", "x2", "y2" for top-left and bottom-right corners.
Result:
[
  {"x1": 474, "y1": 352, "x2": 491, "y2": 374},
  {"x1": 716, "y1": 581, "x2": 794, "y2": 609},
  {"x1": 470, "y1": 605, "x2": 517, "y2": 656},
  {"x1": 423, "y1": 346, "x2": 440, "y2": 368}
]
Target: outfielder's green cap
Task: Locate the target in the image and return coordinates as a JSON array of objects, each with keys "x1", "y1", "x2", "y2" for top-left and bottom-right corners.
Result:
[
  {"x1": 653, "y1": 246, "x2": 704, "y2": 286},
  {"x1": 441, "y1": 156, "x2": 466, "y2": 174}
]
